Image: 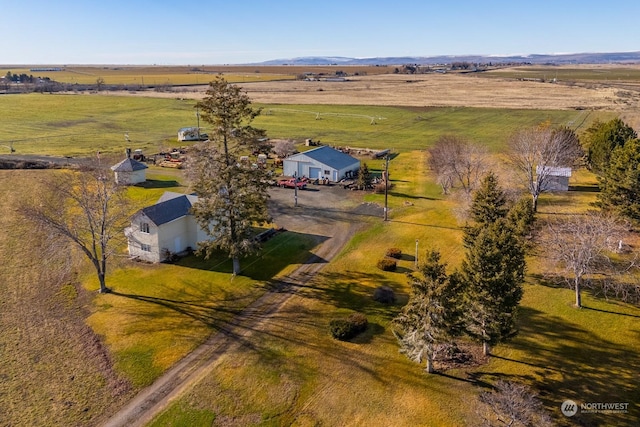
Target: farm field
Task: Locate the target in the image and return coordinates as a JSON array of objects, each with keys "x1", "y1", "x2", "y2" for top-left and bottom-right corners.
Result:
[
  {"x1": 0, "y1": 64, "x2": 393, "y2": 86},
  {"x1": 0, "y1": 94, "x2": 613, "y2": 157},
  {"x1": 1, "y1": 68, "x2": 639, "y2": 426}
]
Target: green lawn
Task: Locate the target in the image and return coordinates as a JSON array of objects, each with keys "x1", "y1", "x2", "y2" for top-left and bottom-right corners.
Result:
[{"x1": 0, "y1": 94, "x2": 613, "y2": 157}]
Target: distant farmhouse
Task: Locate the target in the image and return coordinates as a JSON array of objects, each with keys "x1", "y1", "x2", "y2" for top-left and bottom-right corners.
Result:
[
  {"x1": 126, "y1": 192, "x2": 210, "y2": 263},
  {"x1": 283, "y1": 146, "x2": 360, "y2": 181},
  {"x1": 537, "y1": 166, "x2": 572, "y2": 191}
]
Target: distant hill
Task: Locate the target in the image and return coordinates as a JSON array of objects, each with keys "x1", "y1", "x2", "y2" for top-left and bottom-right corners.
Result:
[{"x1": 256, "y1": 51, "x2": 640, "y2": 66}]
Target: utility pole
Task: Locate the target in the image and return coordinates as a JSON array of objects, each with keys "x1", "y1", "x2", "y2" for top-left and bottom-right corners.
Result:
[
  {"x1": 195, "y1": 106, "x2": 201, "y2": 140},
  {"x1": 294, "y1": 175, "x2": 299, "y2": 207},
  {"x1": 384, "y1": 154, "x2": 389, "y2": 221},
  {"x1": 415, "y1": 239, "x2": 419, "y2": 269}
]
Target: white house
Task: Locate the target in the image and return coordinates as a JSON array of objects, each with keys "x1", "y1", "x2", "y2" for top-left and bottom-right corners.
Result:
[
  {"x1": 111, "y1": 157, "x2": 148, "y2": 185},
  {"x1": 126, "y1": 192, "x2": 210, "y2": 263},
  {"x1": 282, "y1": 146, "x2": 360, "y2": 182},
  {"x1": 537, "y1": 166, "x2": 572, "y2": 191}
]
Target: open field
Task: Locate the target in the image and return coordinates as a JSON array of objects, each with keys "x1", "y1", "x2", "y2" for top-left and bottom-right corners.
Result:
[
  {"x1": 0, "y1": 94, "x2": 614, "y2": 157},
  {"x1": 0, "y1": 65, "x2": 393, "y2": 85},
  {"x1": 1, "y1": 66, "x2": 640, "y2": 426}
]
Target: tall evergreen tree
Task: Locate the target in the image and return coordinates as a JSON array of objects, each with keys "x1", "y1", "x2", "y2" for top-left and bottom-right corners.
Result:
[
  {"x1": 187, "y1": 77, "x2": 271, "y2": 275},
  {"x1": 585, "y1": 118, "x2": 637, "y2": 176},
  {"x1": 597, "y1": 138, "x2": 640, "y2": 222},
  {"x1": 460, "y1": 172, "x2": 526, "y2": 356},
  {"x1": 393, "y1": 250, "x2": 465, "y2": 373},
  {"x1": 461, "y1": 219, "x2": 525, "y2": 356},
  {"x1": 468, "y1": 171, "x2": 508, "y2": 224},
  {"x1": 355, "y1": 162, "x2": 373, "y2": 190}
]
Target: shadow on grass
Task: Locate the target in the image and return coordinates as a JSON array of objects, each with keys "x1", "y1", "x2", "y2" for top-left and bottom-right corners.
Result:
[
  {"x1": 389, "y1": 191, "x2": 437, "y2": 200},
  {"x1": 135, "y1": 179, "x2": 182, "y2": 189},
  {"x1": 476, "y1": 305, "x2": 640, "y2": 426},
  {"x1": 390, "y1": 220, "x2": 459, "y2": 231},
  {"x1": 172, "y1": 231, "x2": 327, "y2": 280},
  {"x1": 582, "y1": 305, "x2": 640, "y2": 318},
  {"x1": 569, "y1": 185, "x2": 600, "y2": 193}
]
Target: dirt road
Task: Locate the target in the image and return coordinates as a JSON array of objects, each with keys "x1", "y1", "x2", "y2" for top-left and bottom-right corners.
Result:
[{"x1": 102, "y1": 185, "x2": 376, "y2": 427}]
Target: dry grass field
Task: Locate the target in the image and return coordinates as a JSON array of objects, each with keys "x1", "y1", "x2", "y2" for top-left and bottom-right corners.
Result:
[{"x1": 105, "y1": 66, "x2": 640, "y2": 130}]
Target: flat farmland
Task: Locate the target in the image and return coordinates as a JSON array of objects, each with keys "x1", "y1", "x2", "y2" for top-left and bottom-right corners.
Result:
[{"x1": 0, "y1": 64, "x2": 393, "y2": 86}]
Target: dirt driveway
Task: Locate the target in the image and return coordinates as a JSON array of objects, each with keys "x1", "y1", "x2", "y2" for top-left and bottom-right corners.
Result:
[{"x1": 268, "y1": 183, "x2": 383, "y2": 235}]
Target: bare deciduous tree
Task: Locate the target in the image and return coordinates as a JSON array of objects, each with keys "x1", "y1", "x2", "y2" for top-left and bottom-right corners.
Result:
[
  {"x1": 427, "y1": 135, "x2": 488, "y2": 195},
  {"x1": 20, "y1": 165, "x2": 131, "y2": 293},
  {"x1": 478, "y1": 381, "x2": 554, "y2": 427},
  {"x1": 507, "y1": 126, "x2": 583, "y2": 211},
  {"x1": 538, "y1": 211, "x2": 625, "y2": 308},
  {"x1": 272, "y1": 139, "x2": 296, "y2": 158}
]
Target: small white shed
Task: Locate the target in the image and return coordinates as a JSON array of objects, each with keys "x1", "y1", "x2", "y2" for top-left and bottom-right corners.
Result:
[
  {"x1": 537, "y1": 166, "x2": 572, "y2": 191},
  {"x1": 283, "y1": 146, "x2": 359, "y2": 182},
  {"x1": 111, "y1": 158, "x2": 148, "y2": 185}
]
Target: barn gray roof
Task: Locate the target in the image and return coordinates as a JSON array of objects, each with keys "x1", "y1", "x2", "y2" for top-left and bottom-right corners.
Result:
[
  {"x1": 111, "y1": 158, "x2": 148, "y2": 172},
  {"x1": 536, "y1": 166, "x2": 572, "y2": 177},
  {"x1": 140, "y1": 192, "x2": 198, "y2": 226},
  {"x1": 291, "y1": 146, "x2": 359, "y2": 169}
]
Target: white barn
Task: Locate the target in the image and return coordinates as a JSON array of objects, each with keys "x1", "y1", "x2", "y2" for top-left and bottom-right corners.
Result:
[
  {"x1": 537, "y1": 166, "x2": 572, "y2": 192},
  {"x1": 282, "y1": 146, "x2": 360, "y2": 182},
  {"x1": 111, "y1": 158, "x2": 148, "y2": 185},
  {"x1": 125, "y1": 192, "x2": 210, "y2": 263}
]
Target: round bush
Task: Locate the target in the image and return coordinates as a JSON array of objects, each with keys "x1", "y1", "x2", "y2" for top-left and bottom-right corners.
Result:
[
  {"x1": 373, "y1": 285, "x2": 396, "y2": 304},
  {"x1": 377, "y1": 258, "x2": 397, "y2": 271},
  {"x1": 385, "y1": 247, "x2": 402, "y2": 259},
  {"x1": 330, "y1": 312, "x2": 368, "y2": 340}
]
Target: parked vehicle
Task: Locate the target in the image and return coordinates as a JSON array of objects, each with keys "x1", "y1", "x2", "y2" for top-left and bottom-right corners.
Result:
[{"x1": 277, "y1": 178, "x2": 306, "y2": 189}]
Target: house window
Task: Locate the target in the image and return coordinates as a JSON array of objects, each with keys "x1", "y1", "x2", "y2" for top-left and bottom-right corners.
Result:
[
  {"x1": 141, "y1": 222, "x2": 150, "y2": 233},
  {"x1": 141, "y1": 244, "x2": 151, "y2": 252},
  {"x1": 323, "y1": 170, "x2": 330, "y2": 175}
]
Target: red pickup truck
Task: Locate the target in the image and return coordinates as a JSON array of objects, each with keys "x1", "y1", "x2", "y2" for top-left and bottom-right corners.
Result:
[{"x1": 277, "y1": 178, "x2": 306, "y2": 189}]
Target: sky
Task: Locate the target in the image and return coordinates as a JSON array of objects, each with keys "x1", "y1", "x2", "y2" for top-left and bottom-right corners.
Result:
[{"x1": 1, "y1": 0, "x2": 638, "y2": 65}]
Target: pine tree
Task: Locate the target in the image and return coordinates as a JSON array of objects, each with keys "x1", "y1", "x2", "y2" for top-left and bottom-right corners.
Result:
[
  {"x1": 597, "y1": 138, "x2": 640, "y2": 222},
  {"x1": 586, "y1": 118, "x2": 637, "y2": 176},
  {"x1": 393, "y1": 250, "x2": 465, "y2": 373},
  {"x1": 355, "y1": 162, "x2": 373, "y2": 190},
  {"x1": 187, "y1": 77, "x2": 271, "y2": 275},
  {"x1": 460, "y1": 172, "x2": 526, "y2": 356},
  {"x1": 461, "y1": 218, "x2": 525, "y2": 356},
  {"x1": 469, "y1": 171, "x2": 508, "y2": 224}
]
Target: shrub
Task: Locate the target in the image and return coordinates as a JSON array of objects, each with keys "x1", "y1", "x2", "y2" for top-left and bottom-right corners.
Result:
[
  {"x1": 373, "y1": 285, "x2": 396, "y2": 304},
  {"x1": 330, "y1": 313, "x2": 368, "y2": 340},
  {"x1": 377, "y1": 258, "x2": 397, "y2": 271},
  {"x1": 385, "y1": 247, "x2": 402, "y2": 259}
]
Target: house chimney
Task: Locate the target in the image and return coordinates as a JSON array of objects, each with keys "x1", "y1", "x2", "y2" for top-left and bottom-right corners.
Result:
[{"x1": 126, "y1": 147, "x2": 131, "y2": 158}]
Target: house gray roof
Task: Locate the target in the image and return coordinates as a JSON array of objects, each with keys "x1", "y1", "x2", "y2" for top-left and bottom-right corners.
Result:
[
  {"x1": 290, "y1": 146, "x2": 359, "y2": 170},
  {"x1": 140, "y1": 192, "x2": 198, "y2": 226},
  {"x1": 111, "y1": 158, "x2": 148, "y2": 172}
]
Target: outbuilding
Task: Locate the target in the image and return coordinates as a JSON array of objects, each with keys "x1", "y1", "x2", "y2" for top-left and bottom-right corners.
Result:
[
  {"x1": 282, "y1": 145, "x2": 360, "y2": 182},
  {"x1": 111, "y1": 157, "x2": 148, "y2": 185},
  {"x1": 537, "y1": 166, "x2": 572, "y2": 191}
]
